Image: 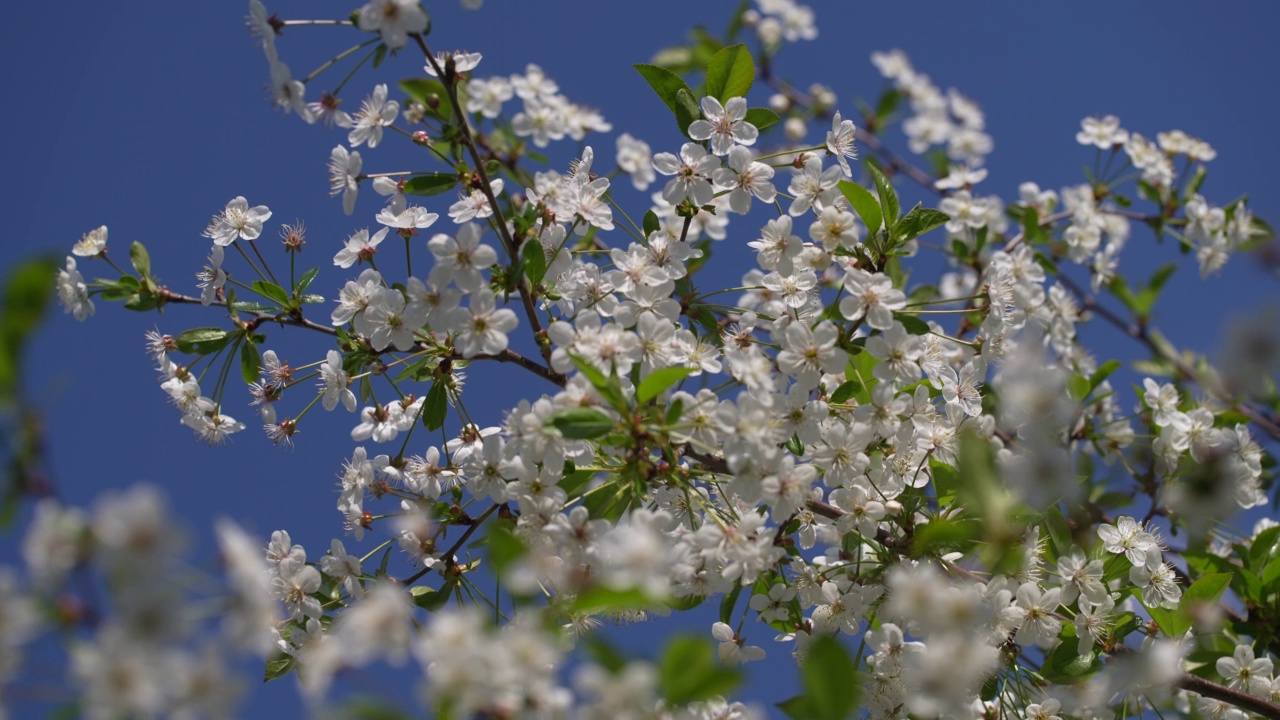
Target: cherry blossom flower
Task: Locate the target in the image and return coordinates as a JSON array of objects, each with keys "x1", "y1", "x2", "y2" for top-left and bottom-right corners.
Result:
[
  {"x1": 338, "y1": 83, "x2": 399, "y2": 149},
  {"x1": 328, "y1": 145, "x2": 362, "y2": 215},
  {"x1": 825, "y1": 110, "x2": 857, "y2": 176},
  {"x1": 356, "y1": 0, "x2": 428, "y2": 51},
  {"x1": 204, "y1": 196, "x2": 272, "y2": 246},
  {"x1": 689, "y1": 96, "x2": 758, "y2": 156},
  {"x1": 72, "y1": 225, "x2": 107, "y2": 257}
]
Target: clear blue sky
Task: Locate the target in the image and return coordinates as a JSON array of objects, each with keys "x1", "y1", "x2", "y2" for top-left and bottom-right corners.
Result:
[{"x1": 2, "y1": 1, "x2": 1278, "y2": 715}]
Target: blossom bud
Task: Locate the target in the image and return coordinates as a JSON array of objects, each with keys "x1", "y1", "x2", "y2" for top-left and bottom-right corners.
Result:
[
  {"x1": 425, "y1": 93, "x2": 441, "y2": 110},
  {"x1": 884, "y1": 500, "x2": 903, "y2": 516},
  {"x1": 768, "y1": 93, "x2": 790, "y2": 113},
  {"x1": 785, "y1": 117, "x2": 807, "y2": 142},
  {"x1": 411, "y1": 130, "x2": 432, "y2": 146}
]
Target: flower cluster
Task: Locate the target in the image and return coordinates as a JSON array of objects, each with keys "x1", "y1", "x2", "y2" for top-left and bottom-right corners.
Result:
[{"x1": 24, "y1": 1, "x2": 1280, "y2": 718}]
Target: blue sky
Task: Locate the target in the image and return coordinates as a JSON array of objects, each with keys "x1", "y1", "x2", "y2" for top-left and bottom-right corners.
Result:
[{"x1": 3, "y1": 0, "x2": 1279, "y2": 715}]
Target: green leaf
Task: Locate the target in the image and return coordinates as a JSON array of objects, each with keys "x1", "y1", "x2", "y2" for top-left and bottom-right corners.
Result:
[
  {"x1": 1242, "y1": 215, "x2": 1277, "y2": 250},
  {"x1": 175, "y1": 327, "x2": 231, "y2": 355},
  {"x1": 720, "y1": 583, "x2": 743, "y2": 625},
  {"x1": 129, "y1": 241, "x2": 151, "y2": 277},
  {"x1": 521, "y1": 240, "x2": 548, "y2": 286},
  {"x1": 572, "y1": 586, "x2": 661, "y2": 614},
  {"x1": 703, "y1": 43, "x2": 754, "y2": 102},
  {"x1": 892, "y1": 313, "x2": 931, "y2": 336},
  {"x1": 803, "y1": 636, "x2": 859, "y2": 720},
  {"x1": 1262, "y1": 558, "x2": 1280, "y2": 588},
  {"x1": 410, "y1": 582, "x2": 454, "y2": 611},
  {"x1": 423, "y1": 382, "x2": 449, "y2": 431},
  {"x1": 294, "y1": 267, "x2": 319, "y2": 296},
  {"x1": 240, "y1": 339, "x2": 261, "y2": 385},
  {"x1": 1040, "y1": 642, "x2": 1103, "y2": 684},
  {"x1": 0, "y1": 256, "x2": 58, "y2": 404},
  {"x1": 230, "y1": 301, "x2": 276, "y2": 314},
  {"x1": 875, "y1": 88, "x2": 902, "y2": 121},
  {"x1": 1172, "y1": 572, "x2": 1233, "y2": 636},
  {"x1": 252, "y1": 280, "x2": 290, "y2": 307},
  {"x1": 635, "y1": 64, "x2": 700, "y2": 139},
  {"x1": 403, "y1": 173, "x2": 459, "y2": 197},
  {"x1": 673, "y1": 88, "x2": 701, "y2": 139},
  {"x1": 1251, "y1": 527, "x2": 1280, "y2": 571},
  {"x1": 894, "y1": 204, "x2": 950, "y2": 242},
  {"x1": 1044, "y1": 507, "x2": 1073, "y2": 557},
  {"x1": 337, "y1": 698, "x2": 413, "y2": 720},
  {"x1": 547, "y1": 407, "x2": 614, "y2": 439},
  {"x1": 486, "y1": 523, "x2": 526, "y2": 577},
  {"x1": 828, "y1": 379, "x2": 860, "y2": 405},
  {"x1": 567, "y1": 353, "x2": 629, "y2": 413},
  {"x1": 777, "y1": 696, "x2": 813, "y2": 720},
  {"x1": 371, "y1": 44, "x2": 388, "y2": 68},
  {"x1": 660, "y1": 637, "x2": 743, "y2": 706},
  {"x1": 865, "y1": 161, "x2": 899, "y2": 230},
  {"x1": 838, "y1": 180, "x2": 882, "y2": 234},
  {"x1": 264, "y1": 651, "x2": 297, "y2": 682},
  {"x1": 1088, "y1": 360, "x2": 1122, "y2": 394},
  {"x1": 642, "y1": 210, "x2": 661, "y2": 238},
  {"x1": 584, "y1": 636, "x2": 629, "y2": 673},
  {"x1": 1132, "y1": 263, "x2": 1176, "y2": 316},
  {"x1": 743, "y1": 107, "x2": 780, "y2": 131},
  {"x1": 399, "y1": 78, "x2": 452, "y2": 118},
  {"x1": 636, "y1": 366, "x2": 693, "y2": 404}
]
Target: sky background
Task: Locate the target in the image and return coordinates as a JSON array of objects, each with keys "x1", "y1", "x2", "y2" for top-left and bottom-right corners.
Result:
[{"x1": 2, "y1": 0, "x2": 1279, "y2": 716}]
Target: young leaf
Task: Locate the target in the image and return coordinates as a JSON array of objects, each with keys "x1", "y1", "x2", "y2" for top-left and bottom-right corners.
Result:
[
  {"x1": 567, "y1": 353, "x2": 629, "y2": 413},
  {"x1": 1040, "y1": 642, "x2": 1103, "y2": 684},
  {"x1": 642, "y1": 210, "x2": 661, "y2": 238},
  {"x1": 803, "y1": 636, "x2": 859, "y2": 720},
  {"x1": 240, "y1": 339, "x2": 261, "y2": 385},
  {"x1": 719, "y1": 583, "x2": 743, "y2": 625},
  {"x1": 894, "y1": 205, "x2": 950, "y2": 242},
  {"x1": 130, "y1": 241, "x2": 151, "y2": 277},
  {"x1": 547, "y1": 408, "x2": 614, "y2": 439},
  {"x1": 0, "y1": 256, "x2": 58, "y2": 405},
  {"x1": 403, "y1": 173, "x2": 459, "y2": 197},
  {"x1": 660, "y1": 636, "x2": 743, "y2": 706},
  {"x1": 892, "y1": 312, "x2": 931, "y2": 336},
  {"x1": 635, "y1": 64, "x2": 700, "y2": 139},
  {"x1": 252, "y1": 280, "x2": 290, "y2": 307},
  {"x1": 410, "y1": 582, "x2": 455, "y2": 611},
  {"x1": 838, "y1": 180, "x2": 882, "y2": 234},
  {"x1": 743, "y1": 107, "x2": 780, "y2": 131},
  {"x1": 1170, "y1": 571, "x2": 1232, "y2": 636},
  {"x1": 486, "y1": 523, "x2": 527, "y2": 577},
  {"x1": 674, "y1": 87, "x2": 701, "y2": 137},
  {"x1": 422, "y1": 381, "x2": 449, "y2": 431},
  {"x1": 704, "y1": 43, "x2": 754, "y2": 102},
  {"x1": 399, "y1": 78, "x2": 453, "y2": 119},
  {"x1": 636, "y1": 366, "x2": 693, "y2": 404},
  {"x1": 263, "y1": 651, "x2": 297, "y2": 682},
  {"x1": 521, "y1": 240, "x2": 548, "y2": 285},
  {"x1": 293, "y1": 267, "x2": 320, "y2": 296},
  {"x1": 865, "y1": 161, "x2": 899, "y2": 229},
  {"x1": 175, "y1": 327, "x2": 231, "y2": 355}
]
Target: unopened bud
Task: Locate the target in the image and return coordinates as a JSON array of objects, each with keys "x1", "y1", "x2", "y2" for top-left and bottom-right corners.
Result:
[
  {"x1": 425, "y1": 93, "x2": 441, "y2": 110},
  {"x1": 884, "y1": 500, "x2": 903, "y2": 516},
  {"x1": 412, "y1": 130, "x2": 432, "y2": 146}
]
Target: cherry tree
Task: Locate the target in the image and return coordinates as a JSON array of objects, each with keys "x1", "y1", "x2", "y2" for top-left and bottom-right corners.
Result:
[{"x1": 2, "y1": 1, "x2": 1280, "y2": 718}]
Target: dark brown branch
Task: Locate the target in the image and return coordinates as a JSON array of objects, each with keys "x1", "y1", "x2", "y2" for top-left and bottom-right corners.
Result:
[
  {"x1": 412, "y1": 34, "x2": 555, "y2": 371},
  {"x1": 399, "y1": 502, "x2": 501, "y2": 587},
  {"x1": 1179, "y1": 672, "x2": 1280, "y2": 720},
  {"x1": 158, "y1": 289, "x2": 336, "y2": 335}
]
